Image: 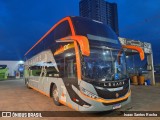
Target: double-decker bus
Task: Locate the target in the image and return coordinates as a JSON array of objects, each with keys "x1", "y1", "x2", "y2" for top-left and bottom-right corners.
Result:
[{"x1": 24, "y1": 16, "x2": 144, "y2": 112}]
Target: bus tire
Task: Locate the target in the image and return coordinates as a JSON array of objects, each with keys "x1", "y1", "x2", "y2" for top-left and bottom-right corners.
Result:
[{"x1": 52, "y1": 85, "x2": 61, "y2": 106}]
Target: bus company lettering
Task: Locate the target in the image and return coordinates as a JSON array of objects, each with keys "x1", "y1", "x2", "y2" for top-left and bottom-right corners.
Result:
[{"x1": 104, "y1": 81, "x2": 125, "y2": 87}]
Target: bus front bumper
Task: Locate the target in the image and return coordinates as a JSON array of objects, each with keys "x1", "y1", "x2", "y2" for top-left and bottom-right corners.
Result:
[{"x1": 78, "y1": 95, "x2": 131, "y2": 112}]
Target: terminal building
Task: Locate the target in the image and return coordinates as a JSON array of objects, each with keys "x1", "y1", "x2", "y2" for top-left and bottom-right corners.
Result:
[
  {"x1": 0, "y1": 60, "x2": 24, "y2": 78},
  {"x1": 119, "y1": 37, "x2": 155, "y2": 85}
]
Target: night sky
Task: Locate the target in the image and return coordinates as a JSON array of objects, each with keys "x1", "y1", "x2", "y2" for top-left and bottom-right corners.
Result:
[{"x1": 0, "y1": 0, "x2": 160, "y2": 64}]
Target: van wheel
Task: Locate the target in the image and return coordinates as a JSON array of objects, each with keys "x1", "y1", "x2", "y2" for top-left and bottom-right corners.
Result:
[{"x1": 52, "y1": 85, "x2": 61, "y2": 106}]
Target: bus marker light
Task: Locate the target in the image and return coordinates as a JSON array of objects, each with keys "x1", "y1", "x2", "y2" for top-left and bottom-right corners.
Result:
[{"x1": 73, "y1": 98, "x2": 79, "y2": 102}]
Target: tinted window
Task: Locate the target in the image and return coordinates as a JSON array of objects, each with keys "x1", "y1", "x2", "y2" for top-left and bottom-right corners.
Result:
[
  {"x1": 0, "y1": 65, "x2": 7, "y2": 69},
  {"x1": 71, "y1": 17, "x2": 121, "y2": 49},
  {"x1": 29, "y1": 64, "x2": 58, "y2": 77},
  {"x1": 54, "y1": 47, "x2": 77, "y2": 78},
  {"x1": 71, "y1": 17, "x2": 117, "y2": 40},
  {"x1": 54, "y1": 21, "x2": 72, "y2": 40},
  {"x1": 25, "y1": 20, "x2": 72, "y2": 59}
]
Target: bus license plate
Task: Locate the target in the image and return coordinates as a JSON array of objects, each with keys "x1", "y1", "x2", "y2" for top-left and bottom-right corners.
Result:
[{"x1": 113, "y1": 104, "x2": 121, "y2": 110}]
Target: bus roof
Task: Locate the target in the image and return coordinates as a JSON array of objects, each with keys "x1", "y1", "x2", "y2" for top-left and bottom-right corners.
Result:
[
  {"x1": 24, "y1": 16, "x2": 117, "y2": 56},
  {"x1": 24, "y1": 16, "x2": 75, "y2": 56}
]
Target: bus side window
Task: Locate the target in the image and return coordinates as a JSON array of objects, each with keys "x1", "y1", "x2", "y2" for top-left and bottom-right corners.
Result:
[
  {"x1": 29, "y1": 66, "x2": 41, "y2": 76},
  {"x1": 65, "y1": 57, "x2": 77, "y2": 78},
  {"x1": 54, "y1": 54, "x2": 65, "y2": 77},
  {"x1": 54, "y1": 48, "x2": 77, "y2": 79}
]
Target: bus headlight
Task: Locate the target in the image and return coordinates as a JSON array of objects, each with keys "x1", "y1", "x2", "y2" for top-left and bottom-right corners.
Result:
[{"x1": 80, "y1": 87, "x2": 99, "y2": 99}]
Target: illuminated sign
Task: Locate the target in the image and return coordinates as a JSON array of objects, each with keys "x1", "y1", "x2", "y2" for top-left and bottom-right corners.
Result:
[{"x1": 54, "y1": 43, "x2": 74, "y2": 55}]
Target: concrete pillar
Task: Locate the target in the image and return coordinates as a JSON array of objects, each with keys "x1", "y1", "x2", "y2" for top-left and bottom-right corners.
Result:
[{"x1": 147, "y1": 53, "x2": 155, "y2": 85}]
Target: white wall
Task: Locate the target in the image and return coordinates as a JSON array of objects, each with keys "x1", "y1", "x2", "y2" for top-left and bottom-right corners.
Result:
[{"x1": 0, "y1": 61, "x2": 24, "y2": 76}]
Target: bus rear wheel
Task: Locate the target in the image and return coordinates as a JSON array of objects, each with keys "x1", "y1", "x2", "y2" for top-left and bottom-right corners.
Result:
[{"x1": 52, "y1": 85, "x2": 61, "y2": 106}]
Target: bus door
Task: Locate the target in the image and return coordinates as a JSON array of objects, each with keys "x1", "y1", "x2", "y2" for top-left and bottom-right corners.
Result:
[
  {"x1": 63, "y1": 47, "x2": 79, "y2": 108},
  {"x1": 54, "y1": 43, "x2": 79, "y2": 108}
]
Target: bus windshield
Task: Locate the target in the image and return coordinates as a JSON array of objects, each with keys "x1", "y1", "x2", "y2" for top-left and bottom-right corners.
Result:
[
  {"x1": 81, "y1": 46, "x2": 127, "y2": 81},
  {"x1": 71, "y1": 17, "x2": 127, "y2": 81}
]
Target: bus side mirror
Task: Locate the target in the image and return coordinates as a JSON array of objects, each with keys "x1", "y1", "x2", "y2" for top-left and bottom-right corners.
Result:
[
  {"x1": 117, "y1": 45, "x2": 145, "y2": 65},
  {"x1": 61, "y1": 36, "x2": 90, "y2": 56}
]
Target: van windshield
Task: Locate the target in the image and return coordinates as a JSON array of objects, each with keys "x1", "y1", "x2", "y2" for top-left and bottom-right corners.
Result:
[{"x1": 0, "y1": 65, "x2": 7, "y2": 69}]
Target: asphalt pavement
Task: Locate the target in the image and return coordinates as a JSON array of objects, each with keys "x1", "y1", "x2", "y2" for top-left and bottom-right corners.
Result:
[{"x1": 0, "y1": 79, "x2": 160, "y2": 120}]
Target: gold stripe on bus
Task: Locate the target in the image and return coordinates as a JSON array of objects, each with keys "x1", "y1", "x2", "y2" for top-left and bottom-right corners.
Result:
[{"x1": 80, "y1": 90, "x2": 131, "y2": 104}]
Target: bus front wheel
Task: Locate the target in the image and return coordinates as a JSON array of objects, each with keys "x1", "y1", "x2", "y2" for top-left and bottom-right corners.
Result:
[{"x1": 52, "y1": 85, "x2": 61, "y2": 106}]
